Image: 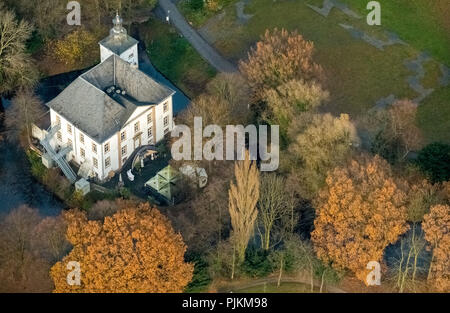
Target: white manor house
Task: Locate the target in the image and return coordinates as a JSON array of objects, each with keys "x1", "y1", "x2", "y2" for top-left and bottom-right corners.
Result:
[{"x1": 33, "y1": 14, "x2": 175, "y2": 183}]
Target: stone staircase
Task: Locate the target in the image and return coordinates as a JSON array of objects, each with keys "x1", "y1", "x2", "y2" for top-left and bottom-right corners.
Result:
[{"x1": 40, "y1": 124, "x2": 77, "y2": 183}]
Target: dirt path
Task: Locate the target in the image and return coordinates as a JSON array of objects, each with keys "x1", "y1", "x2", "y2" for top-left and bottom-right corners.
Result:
[{"x1": 157, "y1": 0, "x2": 237, "y2": 73}]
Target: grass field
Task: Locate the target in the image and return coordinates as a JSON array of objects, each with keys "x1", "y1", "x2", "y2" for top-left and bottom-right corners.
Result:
[
  {"x1": 140, "y1": 18, "x2": 217, "y2": 98},
  {"x1": 342, "y1": 0, "x2": 450, "y2": 66},
  {"x1": 197, "y1": 0, "x2": 449, "y2": 144}
]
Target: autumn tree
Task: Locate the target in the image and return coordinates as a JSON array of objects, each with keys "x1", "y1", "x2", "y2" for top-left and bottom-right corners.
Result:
[
  {"x1": 50, "y1": 203, "x2": 194, "y2": 292},
  {"x1": 52, "y1": 28, "x2": 98, "y2": 68},
  {"x1": 5, "y1": 88, "x2": 46, "y2": 145},
  {"x1": 239, "y1": 28, "x2": 323, "y2": 100},
  {"x1": 263, "y1": 79, "x2": 329, "y2": 137},
  {"x1": 0, "y1": 4, "x2": 38, "y2": 95},
  {"x1": 366, "y1": 100, "x2": 423, "y2": 162},
  {"x1": 286, "y1": 113, "x2": 360, "y2": 199},
  {"x1": 206, "y1": 72, "x2": 250, "y2": 124},
  {"x1": 0, "y1": 206, "x2": 67, "y2": 292},
  {"x1": 228, "y1": 151, "x2": 260, "y2": 269},
  {"x1": 311, "y1": 154, "x2": 409, "y2": 283},
  {"x1": 422, "y1": 204, "x2": 450, "y2": 291},
  {"x1": 179, "y1": 73, "x2": 250, "y2": 127}
]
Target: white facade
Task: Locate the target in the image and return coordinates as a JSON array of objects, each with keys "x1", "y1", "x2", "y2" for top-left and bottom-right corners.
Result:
[
  {"x1": 43, "y1": 13, "x2": 174, "y2": 182},
  {"x1": 49, "y1": 96, "x2": 173, "y2": 181}
]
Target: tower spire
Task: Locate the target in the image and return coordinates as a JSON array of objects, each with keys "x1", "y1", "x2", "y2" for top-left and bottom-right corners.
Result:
[{"x1": 111, "y1": 11, "x2": 126, "y2": 39}]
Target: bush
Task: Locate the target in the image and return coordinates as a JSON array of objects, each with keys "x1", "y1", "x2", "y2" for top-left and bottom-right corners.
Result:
[
  {"x1": 416, "y1": 142, "x2": 450, "y2": 183},
  {"x1": 241, "y1": 247, "x2": 272, "y2": 278},
  {"x1": 185, "y1": 254, "x2": 211, "y2": 292},
  {"x1": 26, "y1": 150, "x2": 47, "y2": 180},
  {"x1": 189, "y1": 0, "x2": 204, "y2": 10}
]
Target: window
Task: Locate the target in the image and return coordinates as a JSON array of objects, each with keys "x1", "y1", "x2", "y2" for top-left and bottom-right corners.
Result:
[
  {"x1": 104, "y1": 142, "x2": 110, "y2": 153},
  {"x1": 80, "y1": 148, "x2": 85, "y2": 158},
  {"x1": 92, "y1": 143, "x2": 97, "y2": 153},
  {"x1": 67, "y1": 124, "x2": 72, "y2": 134},
  {"x1": 163, "y1": 101, "x2": 169, "y2": 113},
  {"x1": 57, "y1": 131, "x2": 62, "y2": 141},
  {"x1": 93, "y1": 157, "x2": 98, "y2": 168},
  {"x1": 147, "y1": 113, "x2": 152, "y2": 124},
  {"x1": 164, "y1": 127, "x2": 169, "y2": 135},
  {"x1": 147, "y1": 128, "x2": 153, "y2": 138},
  {"x1": 120, "y1": 131, "x2": 126, "y2": 141},
  {"x1": 163, "y1": 116, "x2": 169, "y2": 127},
  {"x1": 67, "y1": 138, "x2": 73, "y2": 149},
  {"x1": 122, "y1": 157, "x2": 127, "y2": 164},
  {"x1": 134, "y1": 121, "x2": 140, "y2": 133},
  {"x1": 80, "y1": 133, "x2": 84, "y2": 144},
  {"x1": 121, "y1": 145, "x2": 127, "y2": 156},
  {"x1": 105, "y1": 157, "x2": 110, "y2": 168},
  {"x1": 55, "y1": 115, "x2": 61, "y2": 125}
]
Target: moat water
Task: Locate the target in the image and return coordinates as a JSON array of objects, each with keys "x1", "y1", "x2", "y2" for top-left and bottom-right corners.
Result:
[{"x1": 0, "y1": 98, "x2": 64, "y2": 216}]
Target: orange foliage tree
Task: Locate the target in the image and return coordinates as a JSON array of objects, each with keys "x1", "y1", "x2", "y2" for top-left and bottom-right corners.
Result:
[
  {"x1": 239, "y1": 28, "x2": 323, "y2": 99},
  {"x1": 422, "y1": 204, "x2": 449, "y2": 291},
  {"x1": 50, "y1": 203, "x2": 193, "y2": 292},
  {"x1": 311, "y1": 154, "x2": 409, "y2": 282}
]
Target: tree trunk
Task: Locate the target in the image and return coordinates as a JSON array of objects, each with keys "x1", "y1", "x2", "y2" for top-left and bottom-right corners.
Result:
[
  {"x1": 231, "y1": 245, "x2": 236, "y2": 280},
  {"x1": 400, "y1": 241, "x2": 413, "y2": 293},
  {"x1": 277, "y1": 255, "x2": 283, "y2": 287},
  {"x1": 427, "y1": 251, "x2": 435, "y2": 281},
  {"x1": 320, "y1": 271, "x2": 325, "y2": 293},
  {"x1": 397, "y1": 239, "x2": 405, "y2": 288}
]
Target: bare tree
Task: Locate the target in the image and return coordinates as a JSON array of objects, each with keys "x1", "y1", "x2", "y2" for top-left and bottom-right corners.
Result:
[
  {"x1": 0, "y1": 206, "x2": 54, "y2": 292},
  {"x1": 5, "y1": 88, "x2": 46, "y2": 146},
  {"x1": 257, "y1": 173, "x2": 290, "y2": 250},
  {"x1": 0, "y1": 4, "x2": 38, "y2": 95}
]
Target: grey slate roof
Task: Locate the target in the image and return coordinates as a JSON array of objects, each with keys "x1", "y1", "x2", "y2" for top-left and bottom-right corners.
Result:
[
  {"x1": 47, "y1": 55, "x2": 174, "y2": 143},
  {"x1": 99, "y1": 33, "x2": 138, "y2": 56}
]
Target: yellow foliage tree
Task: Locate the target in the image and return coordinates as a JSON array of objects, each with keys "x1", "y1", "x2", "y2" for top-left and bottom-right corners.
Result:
[
  {"x1": 50, "y1": 203, "x2": 193, "y2": 292},
  {"x1": 422, "y1": 204, "x2": 449, "y2": 291},
  {"x1": 52, "y1": 28, "x2": 97, "y2": 68},
  {"x1": 229, "y1": 150, "x2": 260, "y2": 265},
  {"x1": 239, "y1": 28, "x2": 323, "y2": 99},
  {"x1": 311, "y1": 154, "x2": 409, "y2": 283}
]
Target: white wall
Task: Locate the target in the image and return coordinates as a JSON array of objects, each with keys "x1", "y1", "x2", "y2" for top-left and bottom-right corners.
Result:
[
  {"x1": 49, "y1": 95, "x2": 173, "y2": 181},
  {"x1": 120, "y1": 45, "x2": 139, "y2": 67},
  {"x1": 100, "y1": 44, "x2": 138, "y2": 66},
  {"x1": 50, "y1": 109, "x2": 104, "y2": 180},
  {"x1": 99, "y1": 45, "x2": 113, "y2": 63}
]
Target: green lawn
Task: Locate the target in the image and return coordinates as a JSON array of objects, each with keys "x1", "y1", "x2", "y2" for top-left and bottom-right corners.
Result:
[
  {"x1": 140, "y1": 18, "x2": 217, "y2": 98},
  {"x1": 197, "y1": 0, "x2": 449, "y2": 143},
  {"x1": 178, "y1": 0, "x2": 239, "y2": 27},
  {"x1": 342, "y1": 0, "x2": 450, "y2": 66},
  {"x1": 417, "y1": 86, "x2": 450, "y2": 145}
]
